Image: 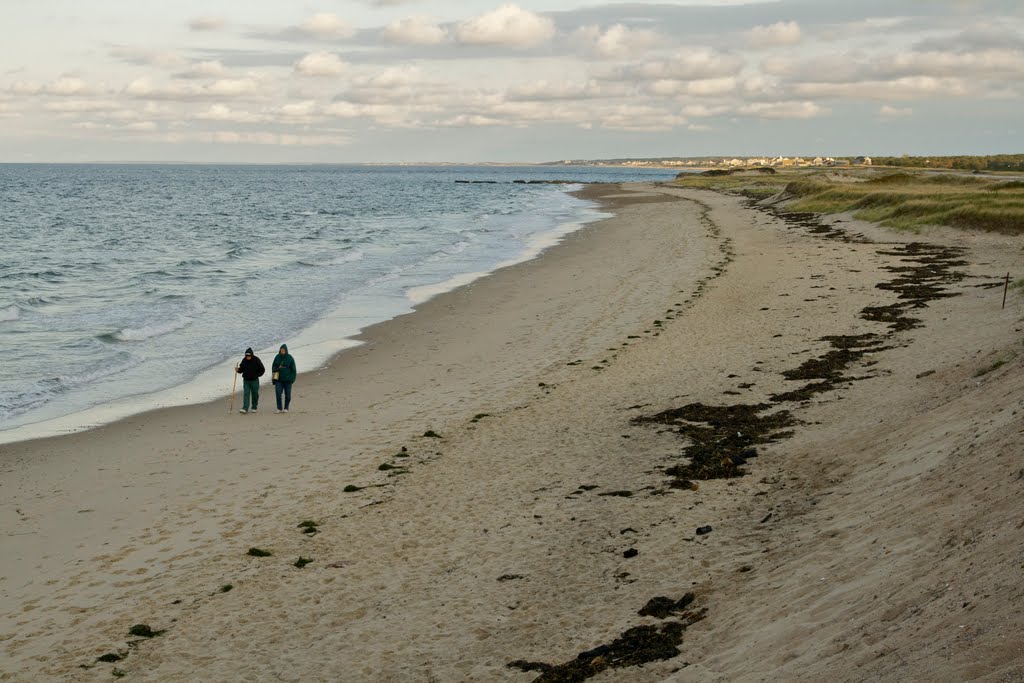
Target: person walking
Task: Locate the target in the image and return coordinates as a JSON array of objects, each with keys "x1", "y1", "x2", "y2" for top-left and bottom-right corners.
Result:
[
  {"x1": 272, "y1": 344, "x2": 297, "y2": 413},
  {"x1": 235, "y1": 347, "x2": 265, "y2": 414}
]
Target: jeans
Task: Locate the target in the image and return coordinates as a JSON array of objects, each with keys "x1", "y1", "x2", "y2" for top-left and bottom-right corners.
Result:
[
  {"x1": 242, "y1": 379, "x2": 259, "y2": 411},
  {"x1": 275, "y1": 381, "x2": 293, "y2": 410}
]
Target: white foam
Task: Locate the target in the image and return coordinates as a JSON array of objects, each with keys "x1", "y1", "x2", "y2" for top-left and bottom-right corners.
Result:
[
  {"x1": 0, "y1": 305, "x2": 19, "y2": 322},
  {"x1": 111, "y1": 316, "x2": 194, "y2": 342}
]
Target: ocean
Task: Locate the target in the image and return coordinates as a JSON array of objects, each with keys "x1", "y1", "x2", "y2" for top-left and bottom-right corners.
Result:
[{"x1": 0, "y1": 163, "x2": 678, "y2": 439}]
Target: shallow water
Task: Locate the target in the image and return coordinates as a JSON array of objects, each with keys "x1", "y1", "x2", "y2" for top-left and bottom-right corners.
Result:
[{"x1": 0, "y1": 163, "x2": 677, "y2": 434}]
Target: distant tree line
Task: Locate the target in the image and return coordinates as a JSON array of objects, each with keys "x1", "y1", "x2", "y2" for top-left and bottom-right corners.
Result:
[{"x1": 872, "y1": 154, "x2": 1024, "y2": 171}]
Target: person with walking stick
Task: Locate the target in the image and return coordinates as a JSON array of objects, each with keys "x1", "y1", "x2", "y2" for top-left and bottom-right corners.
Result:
[
  {"x1": 235, "y1": 347, "x2": 265, "y2": 414},
  {"x1": 272, "y1": 344, "x2": 297, "y2": 413}
]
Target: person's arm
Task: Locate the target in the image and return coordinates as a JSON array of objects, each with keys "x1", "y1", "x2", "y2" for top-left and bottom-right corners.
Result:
[{"x1": 256, "y1": 358, "x2": 265, "y2": 376}]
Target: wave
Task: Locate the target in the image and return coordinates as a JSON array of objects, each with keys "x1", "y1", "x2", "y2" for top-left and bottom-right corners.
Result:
[
  {"x1": 298, "y1": 248, "x2": 365, "y2": 268},
  {"x1": 102, "y1": 316, "x2": 196, "y2": 343},
  {"x1": 0, "y1": 305, "x2": 19, "y2": 322},
  {"x1": 0, "y1": 351, "x2": 141, "y2": 422}
]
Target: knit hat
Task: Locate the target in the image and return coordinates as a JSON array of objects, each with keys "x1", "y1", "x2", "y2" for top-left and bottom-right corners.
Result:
[{"x1": 245, "y1": 347, "x2": 253, "y2": 355}]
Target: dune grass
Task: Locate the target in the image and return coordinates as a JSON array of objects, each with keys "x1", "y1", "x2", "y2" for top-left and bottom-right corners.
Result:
[{"x1": 674, "y1": 170, "x2": 1024, "y2": 235}]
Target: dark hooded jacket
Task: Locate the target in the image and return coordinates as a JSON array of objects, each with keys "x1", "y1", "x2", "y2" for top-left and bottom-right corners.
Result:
[
  {"x1": 237, "y1": 348, "x2": 265, "y2": 381},
  {"x1": 272, "y1": 344, "x2": 297, "y2": 384}
]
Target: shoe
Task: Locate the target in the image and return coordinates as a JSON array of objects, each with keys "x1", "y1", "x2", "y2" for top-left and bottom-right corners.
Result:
[
  {"x1": 283, "y1": 409, "x2": 289, "y2": 413},
  {"x1": 239, "y1": 409, "x2": 247, "y2": 414},
  {"x1": 274, "y1": 409, "x2": 281, "y2": 414},
  {"x1": 252, "y1": 408, "x2": 257, "y2": 413}
]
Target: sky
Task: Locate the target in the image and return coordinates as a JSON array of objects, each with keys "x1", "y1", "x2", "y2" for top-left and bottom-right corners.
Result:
[{"x1": 1, "y1": 0, "x2": 1022, "y2": 163}]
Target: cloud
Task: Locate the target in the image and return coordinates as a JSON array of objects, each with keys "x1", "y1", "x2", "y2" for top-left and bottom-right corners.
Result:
[
  {"x1": 884, "y1": 48, "x2": 1024, "y2": 79},
  {"x1": 597, "y1": 104, "x2": 686, "y2": 132},
  {"x1": 110, "y1": 47, "x2": 188, "y2": 69},
  {"x1": 792, "y1": 76, "x2": 972, "y2": 101},
  {"x1": 124, "y1": 76, "x2": 266, "y2": 100},
  {"x1": 301, "y1": 13, "x2": 354, "y2": 39},
  {"x1": 505, "y1": 79, "x2": 618, "y2": 102},
  {"x1": 174, "y1": 61, "x2": 227, "y2": 80},
  {"x1": 646, "y1": 77, "x2": 737, "y2": 97},
  {"x1": 193, "y1": 104, "x2": 265, "y2": 123},
  {"x1": 619, "y1": 49, "x2": 745, "y2": 82},
  {"x1": 455, "y1": 5, "x2": 555, "y2": 48},
  {"x1": 737, "y1": 101, "x2": 828, "y2": 119},
  {"x1": 572, "y1": 24, "x2": 662, "y2": 59},
  {"x1": 914, "y1": 24, "x2": 1024, "y2": 52},
  {"x1": 294, "y1": 52, "x2": 347, "y2": 77},
  {"x1": 745, "y1": 21, "x2": 801, "y2": 48},
  {"x1": 681, "y1": 104, "x2": 730, "y2": 118},
  {"x1": 188, "y1": 16, "x2": 227, "y2": 32},
  {"x1": 383, "y1": 16, "x2": 447, "y2": 45},
  {"x1": 879, "y1": 105, "x2": 913, "y2": 117},
  {"x1": 43, "y1": 99, "x2": 121, "y2": 113},
  {"x1": 11, "y1": 77, "x2": 105, "y2": 97}
]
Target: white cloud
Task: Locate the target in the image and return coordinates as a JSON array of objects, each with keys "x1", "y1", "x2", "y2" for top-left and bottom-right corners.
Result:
[
  {"x1": 792, "y1": 76, "x2": 971, "y2": 101},
  {"x1": 125, "y1": 121, "x2": 157, "y2": 131},
  {"x1": 294, "y1": 52, "x2": 347, "y2": 77},
  {"x1": 646, "y1": 77, "x2": 736, "y2": 97},
  {"x1": 124, "y1": 76, "x2": 266, "y2": 101},
  {"x1": 880, "y1": 105, "x2": 913, "y2": 117},
  {"x1": 193, "y1": 104, "x2": 265, "y2": 123},
  {"x1": 682, "y1": 104, "x2": 730, "y2": 118},
  {"x1": 737, "y1": 101, "x2": 828, "y2": 119},
  {"x1": 439, "y1": 114, "x2": 507, "y2": 127},
  {"x1": 110, "y1": 47, "x2": 187, "y2": 69},
  {"x1": 12, "y1": 77, "x2": 105, "y2": 97},
  {"x1": 187, "y1": 16, "x2": 227, "y2": 32},
  {"x1": 885, "y1": 48, "x2": 1024, "y2": 79},
  {"x1": 277, "y1": 100, "x2": 321, "y2": 122},
  {"x1": 572, "y1": 24, "x2": 662, "y2": 59},
  {"x1": 301, "y1": 13, "x2": 354, "y2": 39},
  {"x1": 174, "y1": 61, "x2": 227, "y2": 80},
  {"x1": 628, "y1": 49, "x2": 745, "y2": 82},
  {"x1": 506, "y1": 79, "x2": 615, "y2": 101},
  {"x1": 43, "y1": 99, "x2": 121, "y2": 113},
  {"x1": 745, "y1": 21, "x2": 802, "y2": 49},
  {"x1": 598, "y1": 104, "x2": 686, "y2": 132},
  {"x1": 455, "y1": 4, "x2": 555, "y2": 48},
  {"x1": 383, "y1": 16, "x2": 447, "y2": 45}
]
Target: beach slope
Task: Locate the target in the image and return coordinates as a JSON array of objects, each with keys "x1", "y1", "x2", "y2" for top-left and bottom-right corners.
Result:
[{"x1": 1, "y1": 183, "x2": 1021, "y2": 681}]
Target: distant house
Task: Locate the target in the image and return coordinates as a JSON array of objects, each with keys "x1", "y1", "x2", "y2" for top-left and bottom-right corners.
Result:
[
  {"x1": 854, "y1": 156, "x2": 873, "y2": 166},
  {"x1": 812, "y1": 157, "x2": 824, "y2": 166}
]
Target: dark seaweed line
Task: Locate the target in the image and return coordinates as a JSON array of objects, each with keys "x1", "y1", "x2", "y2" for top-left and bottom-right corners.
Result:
[{"x1": 636, "y1": 202, "x2": 968, "y2": 490}]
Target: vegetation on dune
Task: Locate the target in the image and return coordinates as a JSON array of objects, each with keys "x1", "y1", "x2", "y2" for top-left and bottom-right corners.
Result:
[{"x1": 673, "y1": 170, "x2": 1024, "y2": 235}]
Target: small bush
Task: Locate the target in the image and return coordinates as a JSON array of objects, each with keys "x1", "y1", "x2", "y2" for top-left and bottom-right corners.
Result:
[{"x1": 247, "y1": 547, "x2": 272, "y2": 557}]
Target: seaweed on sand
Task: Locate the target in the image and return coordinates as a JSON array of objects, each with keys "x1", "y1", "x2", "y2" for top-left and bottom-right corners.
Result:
[
  {"x1": 508, "y1": 597, "x2": 706, "y2": 682},
  {"x1": 633, "y1": 403, "x2": 796, "y2": 486}
]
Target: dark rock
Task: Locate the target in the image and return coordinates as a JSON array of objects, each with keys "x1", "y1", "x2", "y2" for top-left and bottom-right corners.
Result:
[
  {"x1": 695, "y1": 525, "x2": 713, "y2": 536},
  {"x1": 623, "y1": 548, "x2": 639, "y2": 558}
]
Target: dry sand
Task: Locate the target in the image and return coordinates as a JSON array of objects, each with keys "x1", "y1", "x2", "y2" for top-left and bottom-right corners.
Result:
[{"x1": 1, "y1": 183, "x2": 1021, "y2": 682}]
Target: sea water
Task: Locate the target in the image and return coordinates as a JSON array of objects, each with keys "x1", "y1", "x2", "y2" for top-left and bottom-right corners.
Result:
[{"x1": 0, "y1": 164, "x2": 677, "y2": 440}]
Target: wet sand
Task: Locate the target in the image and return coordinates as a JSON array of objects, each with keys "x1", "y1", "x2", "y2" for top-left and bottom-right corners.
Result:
[{"x1": 2, "y1": 183, "x2": 1022, "y2": 681}]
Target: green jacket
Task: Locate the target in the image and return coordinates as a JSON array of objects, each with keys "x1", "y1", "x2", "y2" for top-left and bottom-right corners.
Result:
[{"x1": 272, "y1": 345, "x2": 297, "y2": 383}]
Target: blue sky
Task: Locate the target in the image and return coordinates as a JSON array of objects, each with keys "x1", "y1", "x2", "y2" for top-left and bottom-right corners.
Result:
[{"x1": 1, "y1": 0, "x2": 1022, "y2": 162}]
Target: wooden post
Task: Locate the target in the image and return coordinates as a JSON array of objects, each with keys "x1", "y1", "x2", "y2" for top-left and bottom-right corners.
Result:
[{"x1": 1003, "y1": 272, "x2": 1010, "y2": 310}]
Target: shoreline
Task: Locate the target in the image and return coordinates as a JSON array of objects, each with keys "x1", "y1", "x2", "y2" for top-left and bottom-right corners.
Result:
[
  {"x1": 2, "y1": 183, "x2": 1021, "y2": 681},
  {"x1": 0, "y1": 186, "x2": 610, "y2": 446}
]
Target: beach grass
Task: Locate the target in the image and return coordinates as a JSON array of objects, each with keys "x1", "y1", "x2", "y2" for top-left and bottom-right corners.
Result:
[{"x1": 674, "y1": 170, "x2": 1024, "y2": 234}]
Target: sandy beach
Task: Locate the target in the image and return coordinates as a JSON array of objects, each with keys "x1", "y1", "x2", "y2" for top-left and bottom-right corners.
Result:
[{"x1": 2, "y1": 182, "x2": 1022, "y2": 682}]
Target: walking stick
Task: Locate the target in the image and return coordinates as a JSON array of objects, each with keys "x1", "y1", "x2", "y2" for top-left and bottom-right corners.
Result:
[{"x1": 229, "y1": 366, "x2": 238, "y2": 414}]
